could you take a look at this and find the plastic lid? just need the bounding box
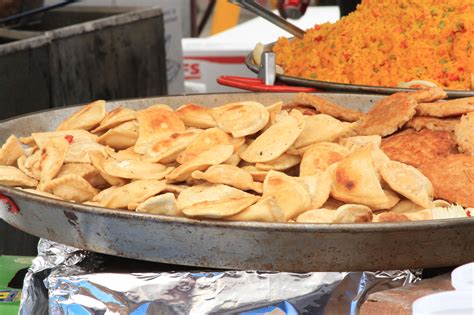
[452,263,474,291]
[412,291,474,315]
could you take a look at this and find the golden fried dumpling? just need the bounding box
[262,101,283,131]
[175,103,217,128]
[105,146,142,161]
[240,110,305,163]
[333,204,373,223]
[57,163,108,189]
[338,135,382,152]
[178,183,258,218]
[0,166,38,187]
[143,129,202,164]
[99,179,166,209]
[330,146,389,208]
[255,153,300,171]
[57,100,106,131]
[388,199,424,214]
[92,107,136,133]
[263,170,311,221]
[191,164,261,193]
[240,165,269,183]
[227,196,285,222]
[89,151,128,187]
[370,189,401,211]
[135,107,185,154]
[300,142,349,176]
[103,158,173,180]
[39,137,69,183]
[97,121,138,150]
[212,101,269,137]
[17,155,37,180]
[296,171,331,209]
[296,209,336,223]
[176,127,234,164]
[42,174,98,202]
[136,193,180,216]
[380,160,434,209]
[166,144,234,182]
[32,130,105,163]
[293,114,356,149]
[0,135,25,166]
[224,142,247,166]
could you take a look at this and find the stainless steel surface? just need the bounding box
[246,43,474,98]
[229,0,305,38]
[1,93,474,272]
[258,52,276,85]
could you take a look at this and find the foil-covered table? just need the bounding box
[20,239,420,315]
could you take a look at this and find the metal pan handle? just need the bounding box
[228,0,305,38]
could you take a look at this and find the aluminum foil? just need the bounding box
[20,239,420,315]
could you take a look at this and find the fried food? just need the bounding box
[255,153,300,171]
[333,204,373,223]
[338,135,382,152]
[263,170,311,221]
[380,161,434,209]
[0,135,25,166]
[178,183,258,218]
[135,107,185,154]
[0,165,38,187]
[417,97,474,117]
[410,87,447,103]
[300,142,349,176]
[357,92,418,136]
[175,103,216,129]
[381,129,457,168]
[191,164,262,193]
[227,196,285,223]
[42,174,98,202]
[92,107,136,133]
[404,116,459,132]
[296,209,336,223]
[6,89,474,224]
[419,154,474,207]
[293,114,356,148]
[136,193,180,216]
[293,93,363,122]
[57,100,106,131]
[330,146,389,208]
[97,121,138,150]
[211,101,269,137]
[455,112,474,155]
[240,110,304,163]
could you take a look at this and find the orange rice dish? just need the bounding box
[273,0,474,90]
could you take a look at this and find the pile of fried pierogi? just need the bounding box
[1,87,474,224]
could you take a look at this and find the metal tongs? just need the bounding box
[228,0,305,38]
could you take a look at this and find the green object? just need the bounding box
[0,256,34,315]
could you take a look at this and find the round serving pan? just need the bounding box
[1,93,473,272]
[246,42,474,99]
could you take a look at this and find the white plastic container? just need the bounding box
[452,263,474,291]
[412,291,474,315]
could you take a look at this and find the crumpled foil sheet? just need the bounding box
[20,239,421,315]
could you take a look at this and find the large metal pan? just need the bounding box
[1,93,473,272]
[246,42,474,99]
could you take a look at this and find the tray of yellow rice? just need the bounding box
[247,0,474,98]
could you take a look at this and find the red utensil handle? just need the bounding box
[217,76,317,93]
